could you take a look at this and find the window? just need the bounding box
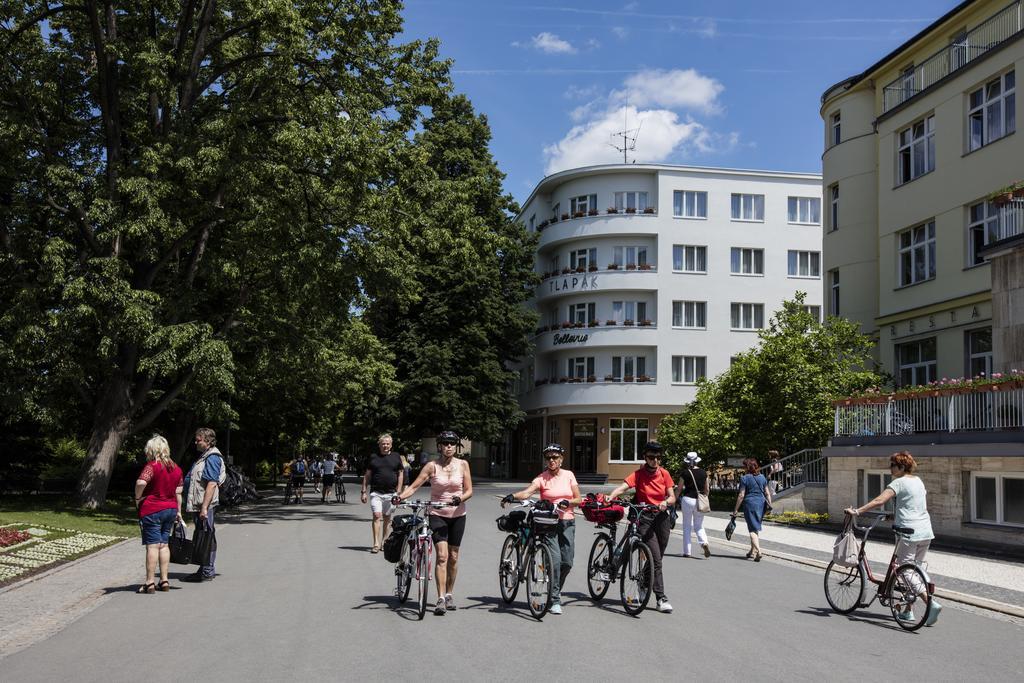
[897,115,935,184]
[570,248,597,270]
[612,246,649,267]
[968,70,1015,152]
[730,303,764,330]
[829,270,840,316]
[673,190,707,219]
[803,305,822,322]
[552,202,560,220]
[548,308,560,327]
[611,355,647,380]
[787,250,821,278]
[672,356,706,383]
[529,214,535,232]
[966,328,993,378]
[898,221,936,286]
[570,194,598,214]
[673,245,707,273]
[829,184,839,231]
[672,301,706,329]
[787,196,821,225]
[567,356,595,379]
[831,111,841,146]
[731,193,764,221]
[611,301,647,323]
[896,337,936,386]
[971,473,1024,526]
[863,471,895,514]
[966,199,1023,265]
[614,191,648,211]
[730,247,764,275]
[609,418,649,462]
[550,255,560,272]
[569,302,596,325]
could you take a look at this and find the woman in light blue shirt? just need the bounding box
[847,450,940,625]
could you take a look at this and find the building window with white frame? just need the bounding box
[614,191,648,211]
[965,327,993,378]
[972,472,1024,527]
[567,356,595,379]
[897,115,935,185]
[673,190,708,219]
[829,269,840,316]
[863,471,895,513]
[570,194,598,215]
[611,355,646,381]
[730,247,764,275]
[829,184,839,231]
[967,200,1002,266]
[730,303,764,330]
[612,245,649,268]
[570,248,597,270]
[803,305,821,322]
[787,250,821,278]
[551,202,560,220]
[831,111,841,146]
[609,418,649,462]
[673,245,707,273]
[898,221,936,287]
[568,302,596,325]
[672,301,706,329]
[968,70,1015,152]
[896,337,936,386]
[731,193,765,221]
[788,197,821,225]
[672,355,706,384]
[611,301,648,324]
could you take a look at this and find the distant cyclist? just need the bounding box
[394,430,472,615]
[502,443,581,615]
[289,455,308,503]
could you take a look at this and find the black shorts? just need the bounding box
[429,515,467,547]
[291,476,305,487]
[322,474,335,487]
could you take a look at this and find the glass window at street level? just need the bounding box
[730,247,764,275]
[570,194,598,214]
[788,197,821,224]
[967,200,1005,266]
[672,301,706,328]
[1005,477,1024,525]
[897,115,935,185]
[730,193,765,221]
[609,418,649,462]
[803,305,821,323]
[864,472,894,513]
[974,476,997,521]
[970,473,1024,526]
[673,190,708,218]
[969,70,1015,151]
[831,111,841,146]
[614,191,648,211]
[898,221,936,286]
[896,337,936,386]
[830,269,840,316]
[966,328,993,378]
[673,245,707,272]
[787,250,821,277]
[830,184,839,231]
[730,303,764,330]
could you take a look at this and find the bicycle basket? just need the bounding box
[530,508,560,533]
[496,509,527,533]
[391,514,415,535]
[382,531,405,563]
[581,502,624,525]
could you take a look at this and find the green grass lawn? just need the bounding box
[0,495,139,537]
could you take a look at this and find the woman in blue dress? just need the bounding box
[731,457,773,561]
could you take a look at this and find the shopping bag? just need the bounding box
[169,519,193,565]
[725,515,736,541]
[191,519,216,567]
[832,518,859,567]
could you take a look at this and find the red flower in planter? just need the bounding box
[573,211,585,218]
[638,263,653,271]
[606,207,619,214]
[623,319,634,326]
[575,266,586,273]
[588,264,598,272]
[587,375,597,382]
[561,213,570,220]
[0,528,31,547]
[624,375,635,382]
[588,320,599,327]
[625,207,637,214]
[643,207,655,214]
[625,263,637,270]
[604,374,614,381]
[605,319,617,326]
[588,209,599,216]
[561,321,573,329]
[607,263,619,270]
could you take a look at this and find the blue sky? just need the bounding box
[401,0,959,204]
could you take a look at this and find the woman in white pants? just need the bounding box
[675,452,710,558]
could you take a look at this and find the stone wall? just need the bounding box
[773,483,828,515]
[989,243,1024,374]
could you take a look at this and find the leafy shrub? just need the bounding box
[765,510,830,525]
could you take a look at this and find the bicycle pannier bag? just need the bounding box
[496,509,527,532]
[832,518,859,567]
[391,514,415,535]
[531,509,560,532]
[382,531,405,563]
[581,502,625,525]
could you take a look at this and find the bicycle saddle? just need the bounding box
[892,525,914,535]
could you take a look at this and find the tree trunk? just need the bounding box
[75,373,134,509]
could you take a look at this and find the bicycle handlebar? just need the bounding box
[395,499,456,510]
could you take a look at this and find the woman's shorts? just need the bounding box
[140,507,177,545]
[429,514,467,547]
[322,474,335,488]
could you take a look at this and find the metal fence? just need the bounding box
[882,1,1023,112]
[763,448,826,494]
[834,386,1024,436]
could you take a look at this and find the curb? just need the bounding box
[0,537,133,597]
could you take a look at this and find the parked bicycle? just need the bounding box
[581,495,657,616]
[390,499,454,620]
[824,511,935,631]
[496,499,561,619]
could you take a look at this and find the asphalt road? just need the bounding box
[4,483,1023,682]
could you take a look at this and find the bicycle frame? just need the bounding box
[852,513,935,607]
[597,502,655,579]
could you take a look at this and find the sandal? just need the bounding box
[158,580,170,592]
[754,553,763,562]
[745,551,754,559]
[137,583,156,594]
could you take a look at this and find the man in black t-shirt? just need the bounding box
[361,433,404,553]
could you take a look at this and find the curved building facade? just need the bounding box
[506,164,822,481]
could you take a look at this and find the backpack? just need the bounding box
[294,460,306,475]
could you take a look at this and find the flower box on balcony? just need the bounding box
[606,207,618,214]
[561,213,570,220]
[605,319,617,326]
[625,207,637,214]
[575,266,586,273]
[588,264,598,272]
[588,209,599,216]
[538,219,549,229]
[549,215,558,223]
[587,375,597,383]
[607,263,619,270]
[638,374,651,382]
[643,207,655,214]
[558,377,569,383]
[604,374,614,381]
[573,211,585,218]
[623,319,634,326]
[625,263,637,270]
[638,263,653,271]
[561,267,572,274]
[561,322,573,329]
[638,319,652,327]
[573,322,585,328]
[588,320,599,327]
[624,375,635,382]
[570,377,583,383]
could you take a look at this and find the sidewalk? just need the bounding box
[691,513,1024,618]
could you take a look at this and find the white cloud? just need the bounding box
[531,32,577,54]
[613,68,724,114]
[611,26,629,40]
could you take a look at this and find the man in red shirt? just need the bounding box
[608,441,677,613]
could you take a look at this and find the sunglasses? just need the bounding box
[645,454,661,459]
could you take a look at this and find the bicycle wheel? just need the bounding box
[498,535,521,604]
[586,533,613,601]
[620,540,653,616]
[283,481,292,504]
[888,563,930,631]
[395,537,412,604]
[339,481,346,503]
[823,561,864,614]
[525,543,553,620]
[416,540,431,620]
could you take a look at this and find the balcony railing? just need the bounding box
[834,385,1024,436]
[882,1,1023,113]
[990,198,1024,244]
[537,207,658,232]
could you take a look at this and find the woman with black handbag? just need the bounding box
[674,452,710,558]
[134,435,184,593]
[731,457,772,562]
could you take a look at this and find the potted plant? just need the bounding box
[605,319,617,326]
[573,321,585,328]
[638,374,651,382]
[575,265,586,273]
[538,219,549,229]
[561,267,571,275]
[561,321,573,329]
[604,374,614,381]
[587,375,597,383]
[624,374,635,382]
[606,207,618,214]
[588,319,599,327]
[588,264,598,272]
[638,263,653,271]
[607,263,619,270]
[561,213,570,221]
[623,319,634,326]
[643,207,655,214]
[588,209,599,216]
[625,207,637,214]
[639,319,652,327]
[570,377,583,383]
[626,263,637,270]
[558,376,569,383]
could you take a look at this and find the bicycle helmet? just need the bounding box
[542,443,564,456]
[437,430,460,445]
[643,440,663,453]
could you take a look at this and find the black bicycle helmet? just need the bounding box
[437,430,460,445]
[542,443,564,456]
[643,440,663,453]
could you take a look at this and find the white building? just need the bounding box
[503,164,823,481]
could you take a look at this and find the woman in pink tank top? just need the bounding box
[394,430,473,615]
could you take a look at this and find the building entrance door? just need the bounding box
[571,418,597,473]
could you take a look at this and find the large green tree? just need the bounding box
[0,1,450,506]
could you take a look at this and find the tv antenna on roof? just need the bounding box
[609,108,643,164]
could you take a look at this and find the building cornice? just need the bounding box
[874,290,991,326]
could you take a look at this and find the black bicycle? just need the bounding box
[496,499,561,620]
[581,496,657,616]
[333,476,346,503]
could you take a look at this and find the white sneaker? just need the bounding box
[434,598,446,615]
[549,603,563,615]
[657,598,673,613]
[444,593,457,611]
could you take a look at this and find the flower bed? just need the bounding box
[0,528,31,547]
[837,370,1024,405]
[0,524,122,586]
